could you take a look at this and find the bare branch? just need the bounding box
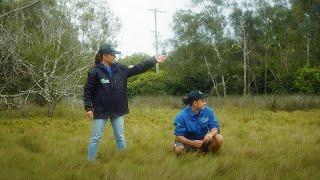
[0,0,40,18]
[203,56,220,97]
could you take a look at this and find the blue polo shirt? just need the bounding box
[174,106,220,140]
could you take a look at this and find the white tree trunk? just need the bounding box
[243,32,248,96]
[222,75,226,96]
[264,48,268,94]
[203,57,220,97]
[307,37,310,66]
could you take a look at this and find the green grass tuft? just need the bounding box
[0,95,319,179]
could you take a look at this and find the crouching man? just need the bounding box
[173,90,223,155]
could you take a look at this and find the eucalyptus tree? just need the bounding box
[255,0,277,94]
[229,4,255,95]
[255,0,296,93]
[192,0,231,96]
[169,0,240,96]
[257,2,306,94]
[68,0,121,51]
[229,0,288,95]
[169,10,215,94]
[1,0,86,116]
[291,0,320,66]
[0,0,46,108]
[0,0,121,117]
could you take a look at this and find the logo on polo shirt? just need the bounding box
[200,117,209,123]
[101,78,110,84]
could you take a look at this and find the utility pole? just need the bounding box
[149,8,165,73]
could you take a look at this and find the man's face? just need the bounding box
[194,99,206,109]
[103,53,116,64]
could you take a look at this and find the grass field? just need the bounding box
[0,96,319,179]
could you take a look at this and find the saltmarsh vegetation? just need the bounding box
[0,95,319,179]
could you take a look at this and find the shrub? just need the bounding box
[294,66,320,94]
[127,71,169,96]
[270,72,298,94]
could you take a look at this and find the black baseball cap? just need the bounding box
[98,44,121,56]
[187,90,207,103]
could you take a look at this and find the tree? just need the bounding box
[167,0,319,95]
[68,0,121,50]
[119,53,149,67]
[230,5,254,95]
[0,0,120,117]
[194,0,230,96]
[291,0,320,67]
[169,0,241,96]
[256,0,275,94]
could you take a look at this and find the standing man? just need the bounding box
[84,44,167,160]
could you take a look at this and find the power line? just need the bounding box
[149,8,165,73]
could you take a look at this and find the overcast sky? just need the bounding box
[107,0,189,57]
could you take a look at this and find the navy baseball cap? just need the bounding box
[98,44,121,56]
[187,90,207,103]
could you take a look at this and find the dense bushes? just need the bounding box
[127,66,320,96]
[127,70,213,96]
[127,71,168,96]
[270,72,297,94]
[294,66,320,94]
[270,66,320,94]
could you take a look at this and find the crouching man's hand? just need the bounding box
[192,140,204,148]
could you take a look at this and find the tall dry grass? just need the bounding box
[0,95,319,179]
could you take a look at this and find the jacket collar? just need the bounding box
[96,62,118,73]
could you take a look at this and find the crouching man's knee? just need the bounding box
[214,134,223,146]
[209,134,223,152]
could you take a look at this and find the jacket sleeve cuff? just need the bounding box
[151,56,158,63]
[85,106,93,112]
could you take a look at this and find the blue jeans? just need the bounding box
[87,116,126,160]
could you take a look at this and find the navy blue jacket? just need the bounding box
[83,57,157,119]
[174,106,220,140]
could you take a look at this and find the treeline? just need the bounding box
[1,0,320,117]
[124,0,320,96]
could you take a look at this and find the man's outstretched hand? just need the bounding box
[155,55,167,63]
